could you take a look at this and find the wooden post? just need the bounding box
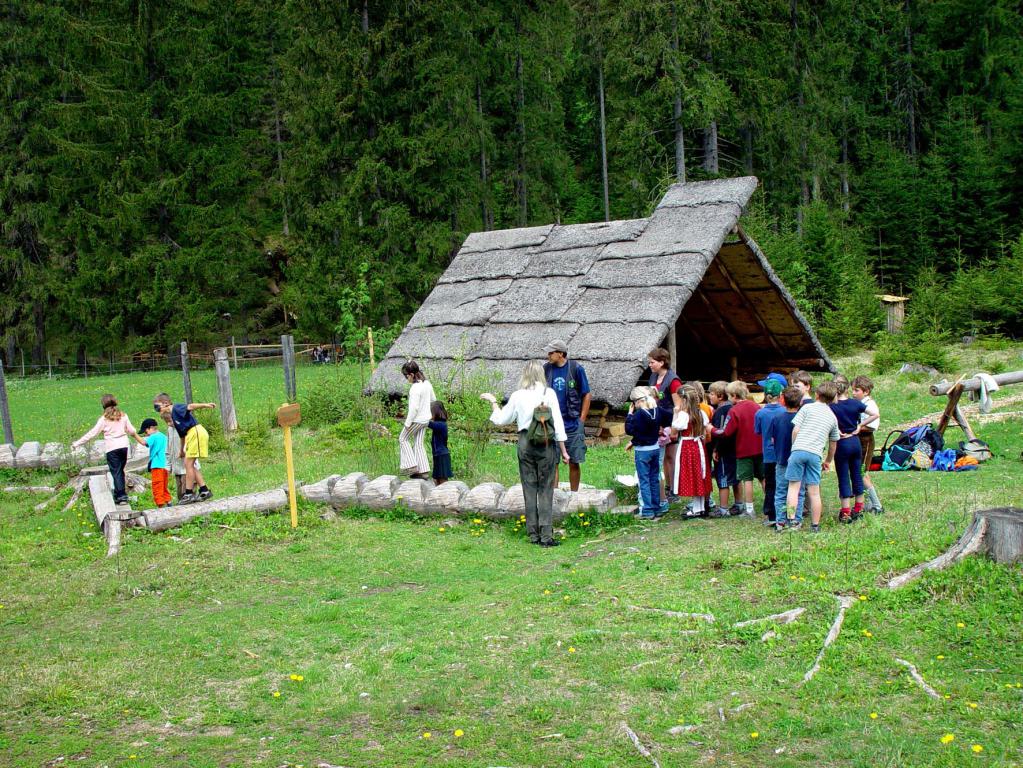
[180,341,193,403]
[666,325,677,371]
[213,348,238,433]
[109,351,114,375]
[730,355,739,381]
[231,336,237,369]
[20,348,25,377]
[281,334,296,401]
[368,327,376,371]
[83,350,88,379]
[46,351,51,379]
[0,354,13,444]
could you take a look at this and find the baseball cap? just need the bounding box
[757,372,788,389]
[544,339,568,354]
[762,380,783,397]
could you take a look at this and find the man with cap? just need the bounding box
[754,373,787,524]
[543,339,591,492]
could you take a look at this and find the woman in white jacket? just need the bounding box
[482,361,570,547]
[399,360,436,478]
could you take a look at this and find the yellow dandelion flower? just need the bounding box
[869,712,878,719]
[937,655,945,660]
[968,702,978,709]
[750,732,759,739]
[862,630,873,637]
[289,674,304,681]
[858,595,868,601]
[940,733,955,745]
[790,575,798,580]
[544,589,552,595]
[422,731,431,739]
[563,595,570,601]
[272,691,281,698]
[972,744,983,753]
[454,729,464,738]
[957,622,966,628]
[568,646,576,653]
[129,755,137,760]
[473,518,482,524]
[438,527,446,532]
[582,520,590,526]
[944,694,951,700]
[578,512,585,518]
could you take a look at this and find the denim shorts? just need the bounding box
[785,450,823,486]
[714,455,737,488]
[558,427,587,464]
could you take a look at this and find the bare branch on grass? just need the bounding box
[620,722,661,768]
[895,657,942,699]
[800,595,856,686]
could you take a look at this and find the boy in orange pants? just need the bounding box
[137,418,173,507]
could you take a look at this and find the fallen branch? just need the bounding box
[895,657,942,700]
[60,478,88,514]
[886,517,988,589]
[620,722,661,768]
[734,607,805,628]
[800,595,856,686]
[628,605,716,623]
[3,485,57,493]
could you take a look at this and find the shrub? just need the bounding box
[871,330,957,375]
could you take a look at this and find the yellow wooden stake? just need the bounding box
[276,403,302,528]
[368,327,376,371]
[283,424,298,528]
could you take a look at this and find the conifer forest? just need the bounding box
[3,0,1022,362]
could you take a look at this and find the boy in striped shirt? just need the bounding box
[784,380,840,533]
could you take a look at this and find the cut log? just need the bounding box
[3,485,57,493]
[460,482,505,515]
[300,475,342,504]
[143,488,289,532]
[88,441,106,463]
[425,480,469,515]
[497,484,571,521]
[331,472,368,506]
[931,370,1023,396]
[0,443,15,468]
[357,475,401,509]
[886,508,1022,589]
[40,442,66,469]
[393,479,435,513]
[564,489,617,515]
[88,475,117,530]
[14,441,41,468]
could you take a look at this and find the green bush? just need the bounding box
[871,330,957,375]
[301,370,365,426]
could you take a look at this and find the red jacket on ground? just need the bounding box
[720,399,763,459]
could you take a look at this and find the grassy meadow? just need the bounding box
[1,346,1022,766]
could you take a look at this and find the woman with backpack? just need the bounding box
[482,361,570,547]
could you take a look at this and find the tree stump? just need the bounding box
[887,507,1023,588]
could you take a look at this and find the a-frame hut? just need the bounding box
[370,176,834,405]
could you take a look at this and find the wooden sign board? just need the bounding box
[277,403,301,427]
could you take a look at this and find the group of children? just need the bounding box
[627,365,885,532]
[72,392,216,508]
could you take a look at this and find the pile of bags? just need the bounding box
[877,424,992,472]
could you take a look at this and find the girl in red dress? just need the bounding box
[671,386,713,515]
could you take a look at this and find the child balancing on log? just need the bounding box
[72,394,139,505]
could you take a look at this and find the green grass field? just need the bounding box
[2,347,1022,766]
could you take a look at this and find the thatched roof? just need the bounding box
[370,176,833,404]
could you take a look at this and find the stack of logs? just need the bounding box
[142,473,621,533]
[0,440,149,471]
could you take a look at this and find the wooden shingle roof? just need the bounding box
[370,176,833,403]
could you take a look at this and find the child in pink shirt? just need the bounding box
[72,394,140,504]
